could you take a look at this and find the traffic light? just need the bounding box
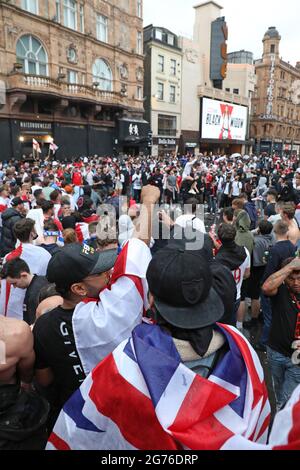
[148,131,153,148]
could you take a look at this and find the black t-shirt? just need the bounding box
[268,284,299,357]
[23,275,50,325]
[33,307,86,408]
[152,174,163,189]
[263,241,296,282]
[265,203,276,218]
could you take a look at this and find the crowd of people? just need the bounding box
[0,151,300,450]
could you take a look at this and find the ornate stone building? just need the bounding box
[0,0,149,159]
[251,27,300,156]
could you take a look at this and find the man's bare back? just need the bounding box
[0,317,35,385]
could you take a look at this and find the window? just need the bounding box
[55,0,61,22]
[63,0,77,30]
[22,0,38,15]
[170,85,176,103]
[155,30,162,41]
[157,82,164,100]
[79,4,84,33]
[96,14,108,43]
[170,59,176,76]
[233,88,239,95]
[167,34,174,46]
[270,44,275,54]
[67,70,78,84]
[137,86,142,100]
[93,59,113,91]
[158,55,164,73]
[158,114,176,136]
[137,31,143,55]
[280,71,285,80]
[16,35,48,76]
[137,0,142,18]
[225,87,230,92]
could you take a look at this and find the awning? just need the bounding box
[118,118,150,142]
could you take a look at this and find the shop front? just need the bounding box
[292,142,300,157]
[117,118,150,156]
[179,131,200,155]
[14,120,53,159]
[259,140,273,155]
[199,139,245,155]
[283,141,292,157]
[273,140,283,156]
[0,119,116,160]
[153,137,179,157]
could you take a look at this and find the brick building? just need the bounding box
[0,0,149,160]
[251,27,300,156]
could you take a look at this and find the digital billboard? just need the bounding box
[201,98,248,141]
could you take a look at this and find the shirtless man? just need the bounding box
[0,316,35,385]
[280,203,300,247]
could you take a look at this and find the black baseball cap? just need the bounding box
[47,243,117,288]
[11,197,24,207]
[147,247,224,330]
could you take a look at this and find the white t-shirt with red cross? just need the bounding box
[231,248,251,301]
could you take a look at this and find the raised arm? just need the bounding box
[262,258,300,297]
[133,185,160,246]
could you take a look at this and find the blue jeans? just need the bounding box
[260,294,272,345]
[267,347,300,411]
[208,195,217,214]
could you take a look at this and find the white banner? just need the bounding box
[201,98,248,141]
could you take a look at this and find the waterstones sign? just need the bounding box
[20,121,52,133]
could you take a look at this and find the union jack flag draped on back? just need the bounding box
[47,323,300,450]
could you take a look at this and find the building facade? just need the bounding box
[0,0,149,160]
[143,25,182,157]
[179,1,252,156]
[224,51,256,144]
[251,27,300,156]
[227,50,253,65]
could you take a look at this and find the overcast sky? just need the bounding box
[143,0,299,65]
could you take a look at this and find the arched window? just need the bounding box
[16,35,48,76]
[92,59,113,91]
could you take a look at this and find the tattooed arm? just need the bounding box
[262,258,300,297]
